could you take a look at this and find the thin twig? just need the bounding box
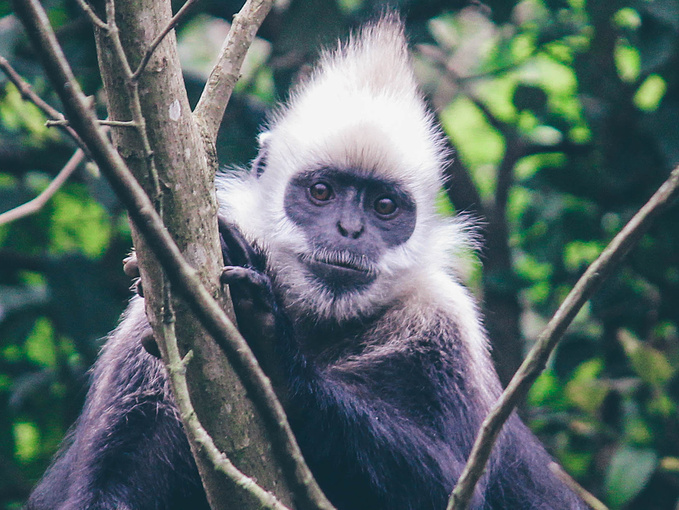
[0,56,62,119]
[417,31,543,85]
[0,148,84,225]
[193,0,275,143]
[161,300,291,510]
[549,463,609,510]
[11,2,334,508]
[130,0,198,82]
[0,55,84,148]
[447,164,679,510]
[73,0,107,29]
[46,119,136,128]
[99,119,136,127]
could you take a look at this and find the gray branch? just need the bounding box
[193,0,275,143]
[130,0,199,82]
[161,305,291,510]
[0,147,84,225]
[0,55,85,149]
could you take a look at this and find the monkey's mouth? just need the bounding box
[300,250,377,289]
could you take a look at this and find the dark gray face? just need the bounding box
[283,168,417,292]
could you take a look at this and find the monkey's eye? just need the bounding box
[309,182,333,202]
[374,196,398,217]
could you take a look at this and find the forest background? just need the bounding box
[0,0,678,508]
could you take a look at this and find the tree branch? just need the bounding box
[548,462,609,510]
[46,119,136,128]
[130,0,199,82]
[99,0,161,207]
[193,0,275,143]
[161,298,291,510]
[0,147,84,225]
[73,0,107,29]
[0,55,84,149]
[447,163,679,510]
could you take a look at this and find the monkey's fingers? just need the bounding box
[221,266,279,349]
[134,279,144,298]
[123,252,145,297]
[221,266,275,312]
[218,216,262,269]
[123,252,140,278]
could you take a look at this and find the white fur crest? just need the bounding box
[262,15,446,208]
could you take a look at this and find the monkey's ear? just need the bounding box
[252,131,271,177]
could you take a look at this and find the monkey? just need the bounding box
[27,15,586,510]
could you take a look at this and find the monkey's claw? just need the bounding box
[123,252,144,297]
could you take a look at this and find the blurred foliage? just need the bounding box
[0,0,678,509]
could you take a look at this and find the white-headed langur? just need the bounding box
[28,14,586,510]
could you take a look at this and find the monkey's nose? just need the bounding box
[337,220,365,239]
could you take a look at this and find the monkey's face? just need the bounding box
[279,166,417,299]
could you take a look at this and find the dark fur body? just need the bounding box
[268,275,584,510]
[28,276,584,510]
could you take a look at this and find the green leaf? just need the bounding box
[564,240,603,272]
[528,369,563,407]
[440,96,505,200]
[604,446,657,508]
[634,74,667,112]
[49,185,111,258]
[559,448,593,478]
[660,457,679,473]
[25,318,56,368]
[565,358,608,414]
[614,42,640,82]
[13,422,41,464]
[618,330,675,387]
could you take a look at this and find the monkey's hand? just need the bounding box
[218,217,279,356]
[123,251,144,298]
[219,217,290,402]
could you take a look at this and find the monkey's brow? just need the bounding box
[295,167,406,192]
